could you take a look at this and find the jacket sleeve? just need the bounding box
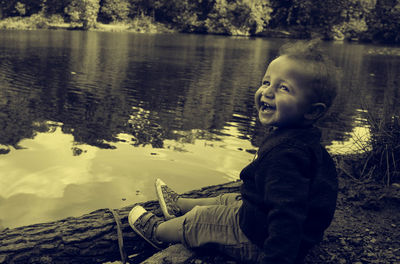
[255,145,313,264]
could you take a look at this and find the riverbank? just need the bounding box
[0,15,312,42]
[2,0,400,44]
[0,15,175,34]
[0,15,352,43]
[0,14,364,42]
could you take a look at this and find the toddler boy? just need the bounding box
[128,40,339,264]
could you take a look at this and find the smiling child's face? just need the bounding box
[254,55,315,128]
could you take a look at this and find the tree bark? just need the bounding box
[0,181,241,264]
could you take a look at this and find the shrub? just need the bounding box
[357,112,400,185]
[47,14,65,24]
[99,0,130,23]
[41,0,72,17]
[205,0,270,35]
[330,0,371,40]
[350,59,400,185]
[365,0,400,43]
[128,13,172,33]
[64,0,100,29]
[0,13,48,29]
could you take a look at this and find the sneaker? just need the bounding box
[155,178,182,220]
[128,205,167,250]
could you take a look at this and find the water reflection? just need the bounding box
[0,32,358,151]
[1,31,399,228]
[0,119,255,228]
[326,109,372,154]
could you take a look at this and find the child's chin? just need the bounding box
[259,115,273,126]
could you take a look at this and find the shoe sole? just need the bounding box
[128,206,163,250]
[155,178,175,220]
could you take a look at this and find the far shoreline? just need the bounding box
[0,15,361,43]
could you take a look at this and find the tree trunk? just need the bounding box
[0,181,241,264]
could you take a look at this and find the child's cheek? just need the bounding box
[254,89,262,110]
[279,98,299,117]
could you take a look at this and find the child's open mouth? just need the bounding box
[260,101,276,113]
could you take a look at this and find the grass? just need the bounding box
[361,112,400,185]
[336,97,400,186]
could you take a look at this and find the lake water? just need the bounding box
[1,30,399,229]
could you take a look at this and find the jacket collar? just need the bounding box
[257,126,321,159]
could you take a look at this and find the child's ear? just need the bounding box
[304,103,327,121]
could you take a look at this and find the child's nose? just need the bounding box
[261,85,274,98]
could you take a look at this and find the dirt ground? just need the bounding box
[304,176,400,264]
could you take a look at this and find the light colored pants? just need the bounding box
[180,193,262,263]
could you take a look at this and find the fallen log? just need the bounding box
[139,244,195,264]
[0,181,241,264]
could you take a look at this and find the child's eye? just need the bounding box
[262,80,270,86]
[279,85,290,92]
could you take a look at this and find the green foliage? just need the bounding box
[14,2,26,16]
[284,0,347,38]
[365,0,400,43]
[250,0,273,34]
[0,1,15,19]
[0,13,48,29]
[99,0,129,23]
[353,112,400,185]
[0,0,43,18]
[41,0,72,16]
[205,0,250,35]
[147,0,204,32]
[128,0,153,17]
[126,0,271,35]
[205,0,271,35]
[0,0,400,43]
[331,0,371,40]
[19,0,44,16]
[46,14,66,24]
[65,0,100,29]
[128,13,172,33]
[268,0,292,28]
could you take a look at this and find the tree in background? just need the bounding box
[245,0,273,34]
[64,0,100,29]
[41,0,72,17]
[205,0,272,35]
[205,0,252,35]
[285,0,347,38]
[99,0,130,23]
[331,0,373,41]
[126,0,215,33]
[0,0,43,18]
[268,0,348,38]
[1,0,400,44]
[14,2,26,16]
[267,0,292,28]
[17,0,43,16]
[365,0,400,43]
[128,0,154,18]
[0,0,15,19]
[149,0,203,32]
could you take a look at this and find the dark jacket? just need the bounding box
[239,126,338,264]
